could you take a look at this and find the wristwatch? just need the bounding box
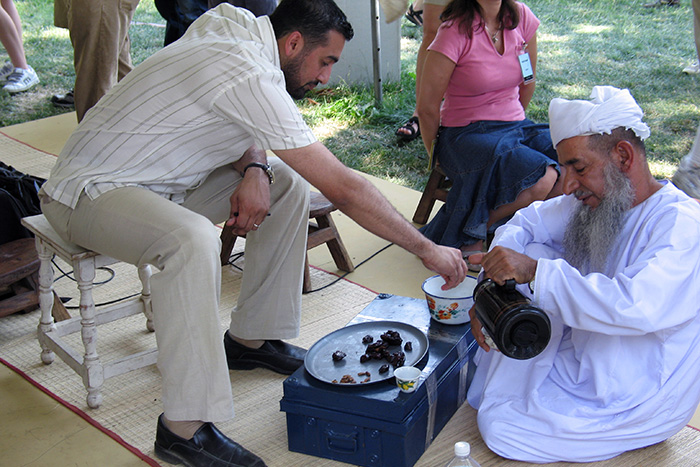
[242,162,275,184]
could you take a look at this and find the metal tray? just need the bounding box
[304,320,429,386]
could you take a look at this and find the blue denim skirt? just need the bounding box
[420,119,559,248]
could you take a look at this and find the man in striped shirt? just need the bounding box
[40,1,468,465]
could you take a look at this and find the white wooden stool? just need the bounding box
[21,214,157,409]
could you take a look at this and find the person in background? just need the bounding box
[155,0,277,46]
[643,0,679,7]
[377,0,412,24]
[467,86,700,463]
[39,2,467,465]
[395,0,449,142]
[154,0,209,46]
[683,0,700,74]
[52,0,140,121]
[416,0,560,260]
[672,121,700,198]
[0,0,39,93]
[405,0,423,26]
[209,0,277,16]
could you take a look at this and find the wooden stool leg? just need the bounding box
[413,168,446,224]
[138,264,155,332]
[36,239,56,365]
[28,266,71,322]
[51,290,71,322]
[220,224,238,266]
[316,214,354,273]
[74,257,104,409]
[303,254,312,294]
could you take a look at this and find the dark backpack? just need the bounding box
[0,161,45,245]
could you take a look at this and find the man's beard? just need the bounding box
[563,163,635,274]
[283,53,320,100]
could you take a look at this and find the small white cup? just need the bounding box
[394,366,422,393]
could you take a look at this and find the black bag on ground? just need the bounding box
[0,161,46,245]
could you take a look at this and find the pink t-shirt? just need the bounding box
[428,2,540,127]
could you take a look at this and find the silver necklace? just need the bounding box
[485,23,502,44]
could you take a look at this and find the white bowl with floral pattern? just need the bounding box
[421,275,477,325]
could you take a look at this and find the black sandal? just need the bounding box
[396,116,420,142]
[50,89,74,109]
[405,4,423,27]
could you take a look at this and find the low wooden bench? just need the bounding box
[220,191,354,293]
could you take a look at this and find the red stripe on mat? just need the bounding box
[0,130,60,157]
[0,357,161,467]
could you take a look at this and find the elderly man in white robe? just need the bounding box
[465,86,700,463]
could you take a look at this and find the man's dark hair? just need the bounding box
[270,0,354,48]
[587,128,646,158]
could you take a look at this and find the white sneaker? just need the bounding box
[683,61,700,75]
[0,61,13,81]
[2,66,39,93]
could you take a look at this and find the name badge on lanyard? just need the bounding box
[518,42,534,84]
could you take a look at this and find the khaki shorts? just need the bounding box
[424,0,450,6]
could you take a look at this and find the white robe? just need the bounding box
[467,181,700,463]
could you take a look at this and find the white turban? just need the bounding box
[548,86,651,148]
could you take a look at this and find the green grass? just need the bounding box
[2,0,698,189]
[0,0,163,126]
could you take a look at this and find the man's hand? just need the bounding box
[419,243,468,290]
[466,246,537,286]
[227,146,272,235]
[227,171,270,235]
[468,305,491,352]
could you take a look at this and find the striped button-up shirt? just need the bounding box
[44,4,316,208]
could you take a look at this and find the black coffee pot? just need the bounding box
[473,278,551,360]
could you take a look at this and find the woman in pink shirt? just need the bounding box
[416,0,561,256]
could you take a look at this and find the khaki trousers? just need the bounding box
[40,158,309,422]
[55,0,140,121]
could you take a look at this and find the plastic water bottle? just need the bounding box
[445,441,481,467]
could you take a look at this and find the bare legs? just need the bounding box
[397,2,444,139]
[0,0,28,69]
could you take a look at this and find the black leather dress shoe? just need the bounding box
[223,332,306,375]
[154,414,266,467]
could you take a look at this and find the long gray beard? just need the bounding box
[563,163,635,274]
